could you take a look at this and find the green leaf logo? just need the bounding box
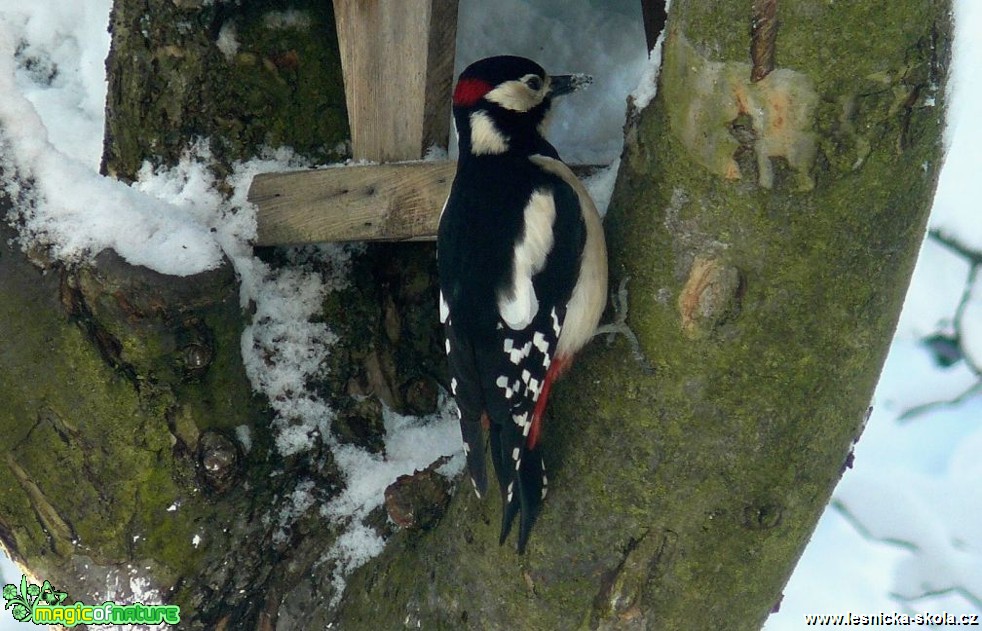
[10,602,30,622]
[1,583,17,601]
[39,580,67,606]
[3,574,69,623]
[3,574,38,623]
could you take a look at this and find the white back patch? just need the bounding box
[498,190,556,330]
[470,111,509,155]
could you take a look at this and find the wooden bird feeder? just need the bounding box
[248,0,666,247]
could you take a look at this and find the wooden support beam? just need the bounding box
[249,162,603,246]
[332,0,459,162]
[250,162,454,245]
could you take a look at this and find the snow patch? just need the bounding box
[264,10,311,31]
[630,29,667,111]
[320,398,464,603]
[583,158,620,218]
[235,424,253,454]
[216,22,239,59]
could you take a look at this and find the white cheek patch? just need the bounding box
[498,190,556,330]
[469,111,509,155]
[484,77,543,112]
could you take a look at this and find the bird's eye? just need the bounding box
[526,76,543,91]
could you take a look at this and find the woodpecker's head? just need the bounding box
[452,55,591,157]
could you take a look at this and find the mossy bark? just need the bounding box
[2,1,356,628]
[333,1,951,629]
[1,0,951,628]
[2,1,452,627]
[0,219,278,622]
[101,0,349,181]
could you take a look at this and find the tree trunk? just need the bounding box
[2,1,425,628]
[333,1,952,629]
[0,0,951,629]
[101,0,349,180]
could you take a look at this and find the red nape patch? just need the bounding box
[453,78,493,107]
[528,355,573,450]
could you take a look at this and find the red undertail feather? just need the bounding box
[528,354,573,450]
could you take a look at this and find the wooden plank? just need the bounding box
[250,162,605,246]
[332,0,459,162]
[250,162,456,245]
[423,0,459,153]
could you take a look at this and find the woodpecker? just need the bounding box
[437,56,608,552]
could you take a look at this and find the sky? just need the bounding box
[1,1,980,628]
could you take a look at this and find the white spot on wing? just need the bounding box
[439,291,449,324]
[497,375,516,399]
[498,190,556,330]
[451,377,458,395]
[445,338,451,354]
[504,338,532,365]
[512,447,520,461]
[532,331,550,354]
[551,307,562,336]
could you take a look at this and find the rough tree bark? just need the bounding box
[0,0,951,629]
[3,1,442,628]
[334,1,952,629]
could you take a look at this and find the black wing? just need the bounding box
[438,159,585,552]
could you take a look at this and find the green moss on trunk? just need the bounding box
[3,4,354,624]
[102,0,349,181]
[333,1,951,629]
[0,225,239,583]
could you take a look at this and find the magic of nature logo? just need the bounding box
[3,574,180,627]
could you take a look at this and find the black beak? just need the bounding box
[550,73,593,97]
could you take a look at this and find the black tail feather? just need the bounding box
[515,448,544,553]
[491,424,544,553]
[460,412,487,497]
[489,423,510,505]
